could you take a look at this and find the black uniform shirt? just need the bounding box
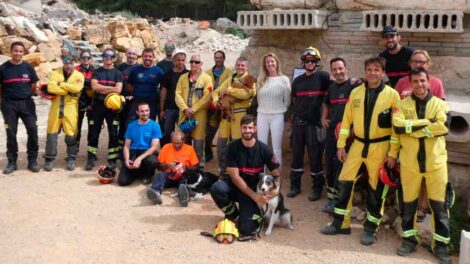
[117,63,138,96]
[226,139,280,189]
[0,61,39,100]
[161,68,189,110]
[324,79,356,127]
[379,46,414,87]
[291,70,332,124]
[157,59,174,75]
[91,67,123,100]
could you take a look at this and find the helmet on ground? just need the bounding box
[179,119,197,134]
[37,83,56,100]
[301,46,321,61]
[213,219,239,244]
[104,93,125,112]
[379,164,399,187]
[98,165,116,184]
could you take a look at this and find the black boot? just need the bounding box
[3,161,17,174]
[28,160,40,173]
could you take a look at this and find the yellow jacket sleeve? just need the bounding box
[59,71,84,94]
[47,71,67,96]
[175,76,188,111]
[410,104,449,138]
[393,105,430,134]
[212,78,230,103]
[192,75,213,113]
[337,93,353,149]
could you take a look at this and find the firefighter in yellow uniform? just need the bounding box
[392,68,451,264]
[175,55,213,165]
[44,52,84,171]
[205,50,232,162]
[213,57,255,175]
[321,57,400,246]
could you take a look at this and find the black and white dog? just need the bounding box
[256,173,294,235]
[182,169,218,199]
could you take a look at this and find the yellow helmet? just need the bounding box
[213,219,239,244]
[301,46,321,61]
[104,93,125,112]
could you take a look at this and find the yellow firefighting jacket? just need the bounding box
[338,82,400,159]
[175,71,213,124]
[212,71,256,110]
[393,93,449,172]
[205,67,232,89]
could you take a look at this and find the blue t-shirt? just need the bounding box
[125,119,162,150]
[128,64,164,101]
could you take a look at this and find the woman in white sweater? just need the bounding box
[256,52,291,167]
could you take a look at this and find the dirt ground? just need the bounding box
[0,98,455,264]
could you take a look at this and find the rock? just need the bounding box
[0,54,10,65]
[215,17,239,31]
[67,27,82,41]
[350,206,365,221]
[28,45,37,53]
[107,21,130,39]
[36,61,63,80]
[124,21,138,36]
[198,20,210,30]
[23,18,48,42]
[38,42,61,62]
[0,24,8,37]
[133,18,149,30]
[0,36,33,55]
[84,24,111,45]
[134,29,154,47]
[23,52,44,67]
[112,37,144,54]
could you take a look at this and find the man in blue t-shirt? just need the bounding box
[127,48,164,123]
[118,101,162,186]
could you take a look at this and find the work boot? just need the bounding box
[66,159,76,171]
[28,160,40,173]
[44,159,54,172]
[396,240,417,256]
[320,224,351,235]
[3,161,17,174]
[360,231,376,246]
[322,199,336,214]
[85,159,95,171]
[287,187,301,198]
[178,184,190,207]
[434,245,451,264]
[147,188,162,205]
[308,188,322,201]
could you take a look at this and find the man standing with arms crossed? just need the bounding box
[0,41,40,174]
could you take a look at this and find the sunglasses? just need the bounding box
[189,60,201,64]
[102,54,115,59]
[304,59,319,64]
[81,56,91,60]
[62,57,74,63]
[164,45,175,51]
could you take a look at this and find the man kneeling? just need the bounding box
[147,131,199,207]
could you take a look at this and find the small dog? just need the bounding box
[256,173,294,235]
[182,169,218,198]
[219,74,256,120]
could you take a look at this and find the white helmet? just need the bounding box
[172,49,186,58]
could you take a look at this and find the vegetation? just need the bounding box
[72,0,254,21]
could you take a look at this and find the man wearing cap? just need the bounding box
[44,50,84,171]
[159,49,188,145]
[205,50,233,162]
[288,46,333,201]
[86,48,123,170]
[175,55,213,165]
[157,41,175,75]
[379,25,414,88]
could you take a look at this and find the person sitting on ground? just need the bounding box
[147,131,199,207]
[118,101,161,186]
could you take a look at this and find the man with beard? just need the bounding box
[117,48,138,150]
[157,41,175,75]
[118,101,161,186]
[205,50,232,162]
[210,114,281,239]
[159,49,188,145]
[0,41,40,174]
[127,48,164,122]
[288,46,333,201]
[379,25,414,88]
[86,48,123,170]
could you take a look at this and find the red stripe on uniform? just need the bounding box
[386,71,409,77]
[296,90,327,96]
[3,78,31,84]
[239,167,264,174]
[331,98,349,105]
[98,80,116,85]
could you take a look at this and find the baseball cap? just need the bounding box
[381,25,398,37]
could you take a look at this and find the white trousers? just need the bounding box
[256,112,284,167]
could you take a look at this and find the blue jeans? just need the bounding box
[151,171,186,193]
[162,108,179,145]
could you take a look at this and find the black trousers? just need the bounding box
[118,150,158,186]
[87,100,119,162]
[325,127,340,200]
[1,97,38,162]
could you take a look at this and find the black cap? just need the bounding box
[381,25,398,37]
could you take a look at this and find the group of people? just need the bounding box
[0,24,452,263]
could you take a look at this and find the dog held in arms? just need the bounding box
[256,173,294,235]
[219,74,256,120]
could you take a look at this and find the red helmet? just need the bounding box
[166,162,185,180]
[379,165,400,187]
[98,165,116,184]
[37,83,56,100]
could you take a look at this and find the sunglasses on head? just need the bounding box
[304,59,319,64]
[189,60,201,64]
[102,54,115,59]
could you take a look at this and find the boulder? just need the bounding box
[133,18,149,30]
[0,54,10,65]
[38,42,61,62]
[124,21,137,36]
[23,52,44,67]
[198,20,210,30]
[84,24,111,45]
[28,45,37,53]
[0,24,8,37]
[215,18,239,31]
[67,27,82,41]
[112,37,144,54]
[107,21,130,39]
[134,29,155,47]
[0,36,33,55]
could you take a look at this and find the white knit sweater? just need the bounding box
[257,75,291,114]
